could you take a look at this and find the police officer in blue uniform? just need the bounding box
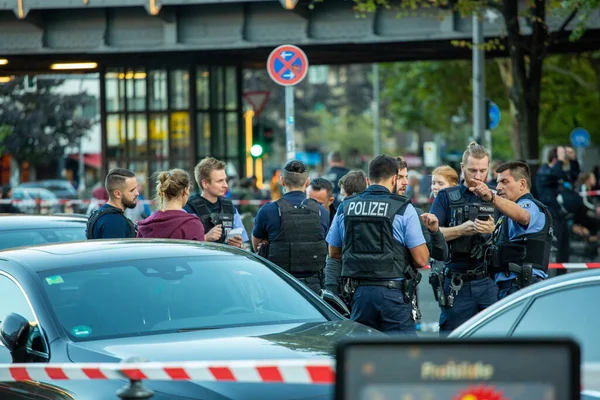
[470,161,552,299]
[327,155,430,335]
[252,160,330,294]
[430,142,498,334]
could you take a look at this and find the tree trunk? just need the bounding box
[501,0,547,163]
[496,58,523,160]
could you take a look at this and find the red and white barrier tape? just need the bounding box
[548,263,600,269]
[0,199,271,206]
[0,359,335,384]
[423,263,600,270]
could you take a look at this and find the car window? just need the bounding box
[40,255,327,341]
[467,302,527,337]
[0,275,35,323]
[0,228,86,250]
[512,283,600,362]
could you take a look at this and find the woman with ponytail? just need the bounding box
[137,169,205,241]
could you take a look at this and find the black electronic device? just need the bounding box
[335,338,580,400]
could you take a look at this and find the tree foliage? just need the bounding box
[0,77,95,166]
[353,0,599,161]
[378,54,600,161]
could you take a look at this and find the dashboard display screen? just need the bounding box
[335,338,580,400]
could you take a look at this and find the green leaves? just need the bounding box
[0,77,95,166]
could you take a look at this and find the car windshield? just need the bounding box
[39,255,327,341]
[0,227,86,250]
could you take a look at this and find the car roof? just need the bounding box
[0,215,88,230]
[0,239,256,272]
[450,269,600,337]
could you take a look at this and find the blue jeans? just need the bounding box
[439,276,498,334]
[351,286,416,335]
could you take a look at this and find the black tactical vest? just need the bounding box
[86,206,136,239]
[446,186,490,262]
[184,195,234,243]
[266,198,328,274]
[341,191,411,279]
[488,195,553,274]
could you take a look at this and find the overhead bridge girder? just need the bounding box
[0,0,598,71]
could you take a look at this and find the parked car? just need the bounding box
[0,215,87,250]
[20,180,78,199]
[0,240,380,399]
[449,269,600,398]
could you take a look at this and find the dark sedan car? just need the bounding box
[0,240,380,399]
[448,269,600,398]
[0,215,87,251]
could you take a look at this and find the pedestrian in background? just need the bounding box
[137,169,205,241]
[324,170,369,298]
[338,170,368,200]
[322,151,350,208]
[0,185,22,214]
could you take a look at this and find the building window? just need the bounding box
[103,64,241,189]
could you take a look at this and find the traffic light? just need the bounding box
[253,121,276,156]
[250,144,264,158]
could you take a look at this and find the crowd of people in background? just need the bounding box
[2,146,600,266]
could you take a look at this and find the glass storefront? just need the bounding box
[102,65,242,196]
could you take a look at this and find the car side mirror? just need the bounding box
[320,290,350,318]
[0,313,30,354]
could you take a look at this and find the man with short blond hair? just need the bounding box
[184,157,248,248]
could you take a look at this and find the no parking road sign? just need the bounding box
[267,45,309,86]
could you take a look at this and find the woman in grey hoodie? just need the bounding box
[137,169,205,241]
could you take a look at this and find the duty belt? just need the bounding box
[357,280,403,290]
[444,267,487,282]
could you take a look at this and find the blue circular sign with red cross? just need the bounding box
[267,44,309,86]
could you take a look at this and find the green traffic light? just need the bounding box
[250,144,264,157]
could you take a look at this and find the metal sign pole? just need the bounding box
[267,44,307,163]
[285,86,295,161]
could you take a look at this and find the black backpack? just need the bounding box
[86,207,136,239]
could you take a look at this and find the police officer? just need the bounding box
[470,161,552,299]
[430,142,497,334]
[395,157,448,263]
[327,155,429,335]
[87,168,138,239]
[184,157,248,248]
[252,160,330,294]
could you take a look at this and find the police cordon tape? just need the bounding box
[0,199,272,206]
[0,359,335,384]
[0,197,433,207]
[423,263,600,270]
